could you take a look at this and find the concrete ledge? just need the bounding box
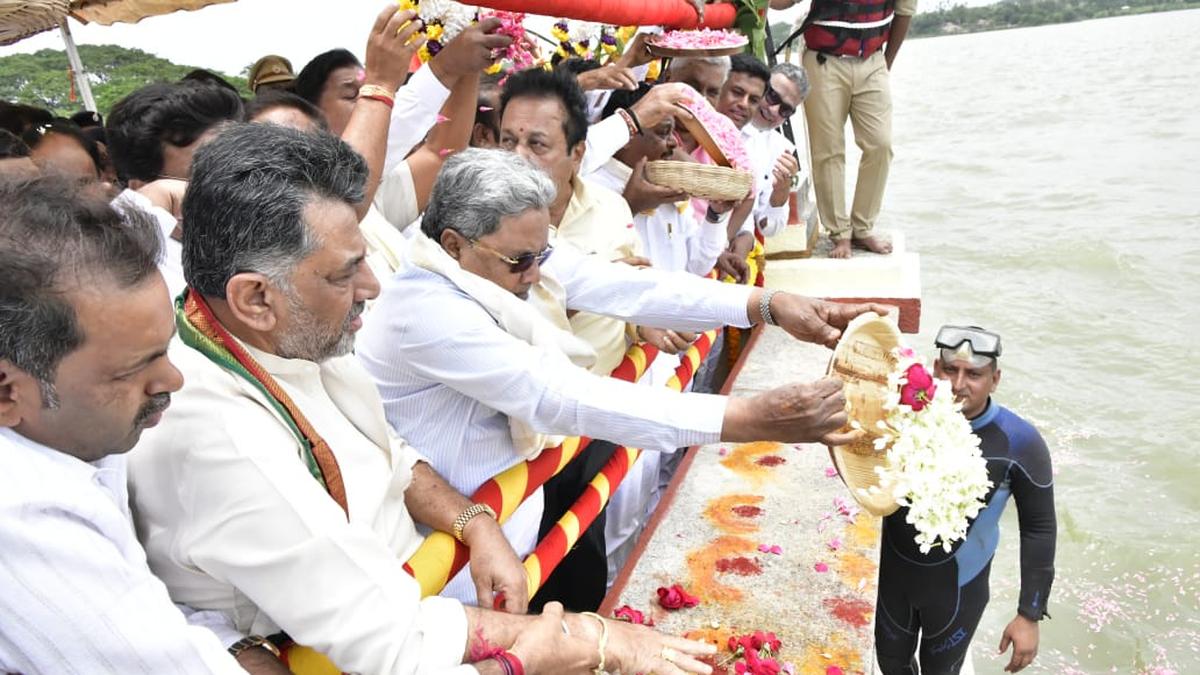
[764,230,922,333]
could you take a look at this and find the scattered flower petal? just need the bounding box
[656,583,700,610]
[814,562,829,573]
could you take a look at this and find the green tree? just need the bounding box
[0,44,249,117]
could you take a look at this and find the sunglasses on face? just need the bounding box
[470,238,554,274]
[763,86,796,119]
[934,325,1003,357]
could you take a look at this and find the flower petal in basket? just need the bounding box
[646,29,748,58]
[645,160,752,202]
[825,311,903,517]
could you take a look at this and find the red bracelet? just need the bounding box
[490,651,525,675]
[357,84,395,109]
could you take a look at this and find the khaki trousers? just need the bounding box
[803,48,894,239]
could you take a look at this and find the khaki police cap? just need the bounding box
[249,55,296,92]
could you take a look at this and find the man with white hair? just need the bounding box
[358,147,885,611]
[747,61,811,238]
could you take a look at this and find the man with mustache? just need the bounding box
[127,124,716,675]
[0,174,275,672]
[874,326,1056,674]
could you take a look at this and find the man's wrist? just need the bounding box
[1016,607,1046,622]
[455,503,499,544]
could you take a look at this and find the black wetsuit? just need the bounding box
[875,400,1056,675]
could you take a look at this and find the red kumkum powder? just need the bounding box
[731,505,763,518]
[715,556,763,576]
[823,596,874,628]
[755,455,786,467]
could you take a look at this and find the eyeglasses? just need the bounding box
[470,239,554,273]
[934,325,1003,358]
[763,86,796,119]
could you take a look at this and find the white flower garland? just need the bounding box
[859,350,993,554]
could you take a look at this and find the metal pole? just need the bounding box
[59,20,97,112]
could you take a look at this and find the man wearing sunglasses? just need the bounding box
[358,148,888,612]
[874,325,1056,675]
[746,62,810,239]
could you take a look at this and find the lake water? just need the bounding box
[868,8,1200,673]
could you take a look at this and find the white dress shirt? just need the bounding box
[0,427,244,675]
[590,158,729,277]
[128,338,473,675]
[744,124,797,238]
[581,113,632,178]
[356,241,753,604]
[385,66,452,175]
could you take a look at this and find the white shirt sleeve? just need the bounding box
[549,243,754,331]
[387,295,729,453]
[385,66,453,175]
[685,210,731,277]
[374,159,421,230]
[173,397,468,675]
[176,604,244,649]
[0,503,245,674]
[581,114,632,178]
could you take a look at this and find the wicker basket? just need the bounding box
[645,160,752,202]
[826,311,903,517]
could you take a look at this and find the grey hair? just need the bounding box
[669,55,731,78]
[422,148,557,241]
[0,173,161,407]
[772,62,810,101]
[182,122,366,297]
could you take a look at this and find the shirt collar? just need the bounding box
[969,398,999,431]
[0,426,123,481]
[242,340,322,377]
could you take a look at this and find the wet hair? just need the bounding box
[293,49,362,105]
[729,53,771,87]
[244,90,330,132]
[21,119,102,176]
[422,148,556,242]
[0,174,160,403]
[106,81,244,183]
[500,67,590,149]
[0,129,31,160]
[182,123,367,298]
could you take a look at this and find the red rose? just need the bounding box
[656,583,700,610]
[613,605,647,625]
[900,363,938,411]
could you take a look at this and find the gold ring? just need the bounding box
[661,646,678,662]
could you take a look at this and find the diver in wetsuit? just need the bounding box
[875,325,1057,675]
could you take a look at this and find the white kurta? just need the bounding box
[0,428,244,674]
[128,337,473,675]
